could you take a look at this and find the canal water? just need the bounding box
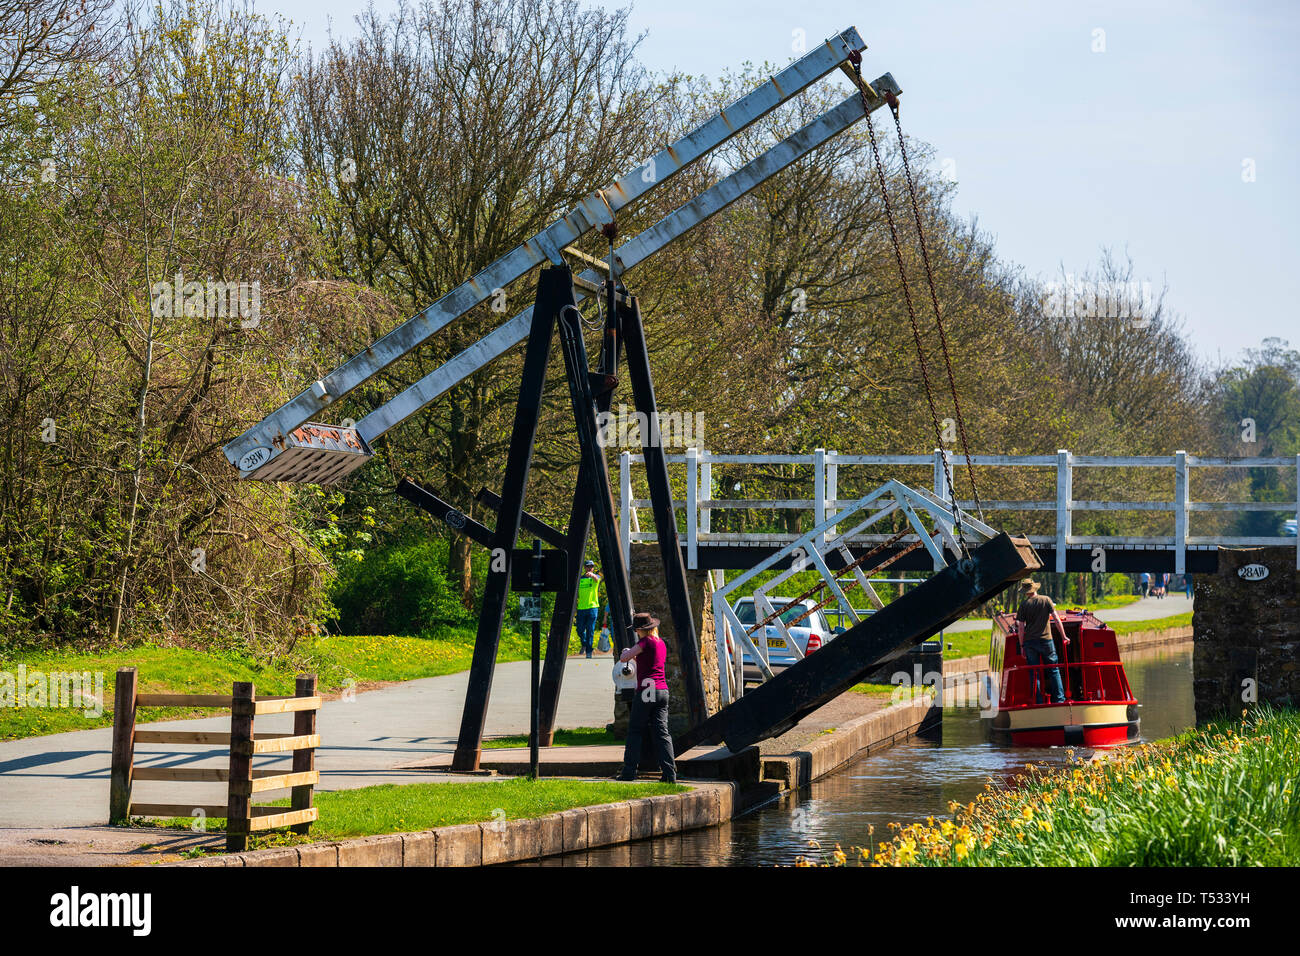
[536,643,1195,866]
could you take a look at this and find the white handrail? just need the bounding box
[616,449,1300,571]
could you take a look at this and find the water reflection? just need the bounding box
[535,644,1195,866]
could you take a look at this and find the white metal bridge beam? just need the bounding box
[223,27,874,474]
[350,81,900,445]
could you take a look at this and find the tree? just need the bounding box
[1213,338,1300,536]
[293,0,662,601]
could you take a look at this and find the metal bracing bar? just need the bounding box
[474,488,566,549]
[350,80,900,447]
[224,30,871,471]
[903,500,946,571]
[753,593,802,663]
[717,596,775,682]
[751,582,805,660]
[718,482,948,687]
[908,485,998,538]
[563,246,611,274]
[839,545,885,609]
[828,498,903,544]
[715,481,901,607]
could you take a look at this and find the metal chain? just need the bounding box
[887,104,985,521]
[849,56,968,552]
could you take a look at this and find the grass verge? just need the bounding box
[850,683,937,700]
[130,777,684,852]
[1109,612,1192,635]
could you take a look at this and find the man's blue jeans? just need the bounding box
[575,608,599,653]
[1023,638,1066,704]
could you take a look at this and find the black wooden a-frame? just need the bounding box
[404,264,708,771]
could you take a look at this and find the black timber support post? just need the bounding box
[555,276,636,658]
[537,479,595,745]
[537,280,623,743]
[449,269,562,772]
[620,295,708,729]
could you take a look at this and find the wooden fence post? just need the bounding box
[290,674,318,835]
[108,667,137,823]
[226,681,255,852]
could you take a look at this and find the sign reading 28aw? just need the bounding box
[1237,563,1270,581]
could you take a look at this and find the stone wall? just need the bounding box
[1194,546,1298,722]
[610,543,722,738]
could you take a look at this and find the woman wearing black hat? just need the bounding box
[616,611,676,782]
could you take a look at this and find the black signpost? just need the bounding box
[529,538,543,779]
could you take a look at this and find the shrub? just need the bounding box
[328,538,473,635]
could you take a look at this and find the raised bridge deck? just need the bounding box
[674,532,1041,753]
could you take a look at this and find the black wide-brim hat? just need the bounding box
[632,611,660,631]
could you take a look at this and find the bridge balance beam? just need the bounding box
[674,532,1041,754]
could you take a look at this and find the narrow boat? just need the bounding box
[982,607,1139,747]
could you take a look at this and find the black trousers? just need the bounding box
[621,687,675,781]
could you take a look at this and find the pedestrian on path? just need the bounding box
[575,560,602,659]
[617,611,676,783]
[597,600,612,653]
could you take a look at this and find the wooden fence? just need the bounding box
[109,667,322,851]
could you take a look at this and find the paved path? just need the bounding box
[0,655,618,829]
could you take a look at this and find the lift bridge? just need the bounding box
[223,27,1042,767]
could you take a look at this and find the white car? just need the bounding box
[730,596,839,670]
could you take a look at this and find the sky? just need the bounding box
[255,0,1299,369]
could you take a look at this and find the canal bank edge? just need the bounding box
[759,694,940,791]
[170,782,737,867]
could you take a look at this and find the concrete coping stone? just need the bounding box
[172,782,736,868]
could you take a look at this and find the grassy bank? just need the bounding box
[134,777,683,853]
[1109,612,1192,635]
[850,683,936,700]
[0,627,577,741]
[806,708,1298,867]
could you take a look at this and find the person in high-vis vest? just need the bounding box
[575,559,602,659]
